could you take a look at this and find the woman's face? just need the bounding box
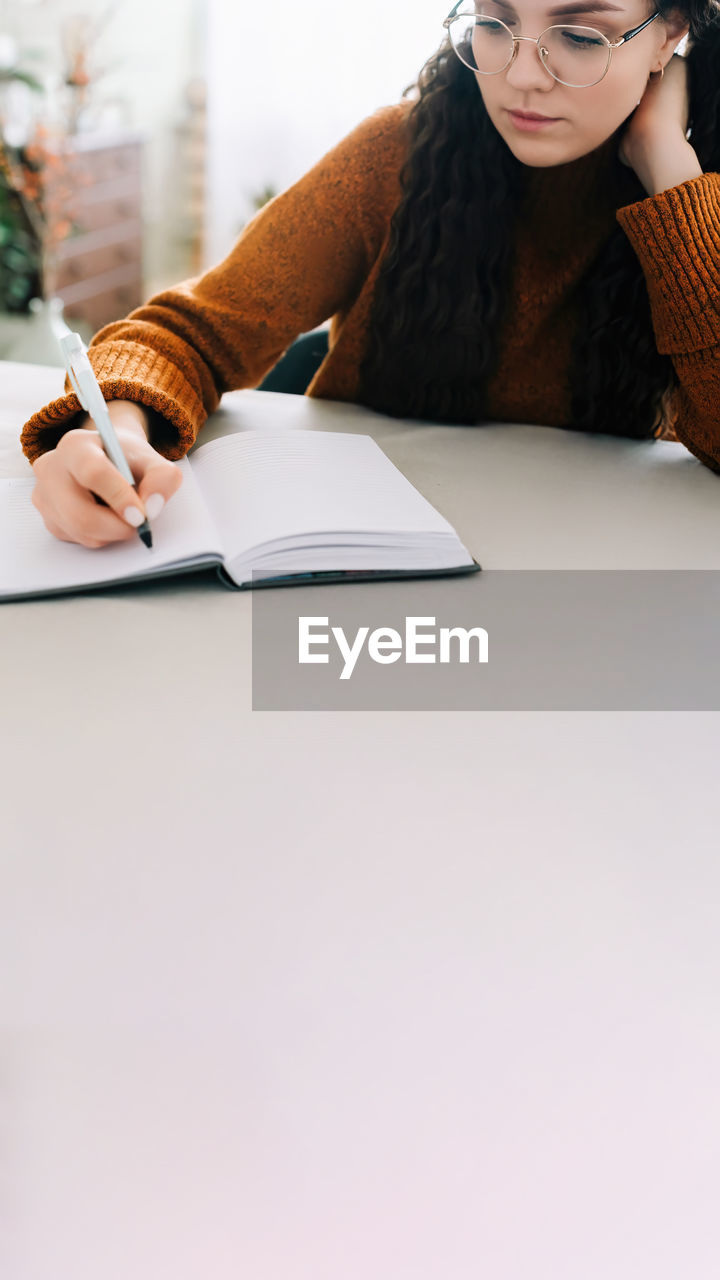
[471,0,688,165]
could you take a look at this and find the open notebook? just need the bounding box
[0,430,479,602]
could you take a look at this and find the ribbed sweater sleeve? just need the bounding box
[616,172,720,473]
[20,106,407,464]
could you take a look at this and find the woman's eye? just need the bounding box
[560,28,605,45]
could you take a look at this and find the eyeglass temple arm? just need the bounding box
[443,1,467,28]
[610,9,660,47]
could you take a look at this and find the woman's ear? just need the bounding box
[657,9,691,57]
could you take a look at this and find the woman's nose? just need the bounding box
[503,37,555,91]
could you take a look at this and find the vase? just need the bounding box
[5,296,70,366]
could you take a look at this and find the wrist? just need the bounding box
[79,399,150,441]
[637,137,703,196]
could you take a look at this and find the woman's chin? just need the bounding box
[501,130,604,168]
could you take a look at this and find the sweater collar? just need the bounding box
[518,128,641,220]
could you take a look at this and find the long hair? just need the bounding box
[358,1,720,437]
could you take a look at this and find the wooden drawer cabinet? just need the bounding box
[56,227,143,289]
[69,142,141,185]
[55,134,144,333]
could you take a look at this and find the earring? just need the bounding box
[651,64,665,81]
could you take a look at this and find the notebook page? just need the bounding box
[0,459,223,596]
[189,431,458,560]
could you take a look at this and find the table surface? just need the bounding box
[4,361,720,569]
[2,361,720,1280]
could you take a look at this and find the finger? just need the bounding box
[135,453,184,521]
[67,428,182,520]
[50,473,143,547]
[58,429,150,529]
[33,463,141,547]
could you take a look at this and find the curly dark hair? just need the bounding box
[358,1,720,438]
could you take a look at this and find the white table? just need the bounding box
[4,362,720,568]
[2,361,720,1279]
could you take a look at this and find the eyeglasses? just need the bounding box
[443,2,660,88]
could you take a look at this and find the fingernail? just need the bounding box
[144,493,165,520]
[123,506,144,527]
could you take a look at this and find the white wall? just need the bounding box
[3,0,205,285]
[4,2,449,278]
[205,1,448,266]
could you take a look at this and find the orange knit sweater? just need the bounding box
[20,102,720,472]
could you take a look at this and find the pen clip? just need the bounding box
[59,333,90,411]
[66,360,84,407]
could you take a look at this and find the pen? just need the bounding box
[59,331,153,549]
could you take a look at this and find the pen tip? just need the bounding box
[138,524,153,550]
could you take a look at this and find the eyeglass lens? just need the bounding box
[448,12,612,87]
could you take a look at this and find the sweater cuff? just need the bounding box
[20,341,206,465]
[616,173,720,354]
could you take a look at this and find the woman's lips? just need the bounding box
[507,110,562,131]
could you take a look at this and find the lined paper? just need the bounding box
[0,460,222,596]
[190,431,465,562]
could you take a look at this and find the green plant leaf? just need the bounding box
[0,69,43,92]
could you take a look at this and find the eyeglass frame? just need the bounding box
[442,2,662,88]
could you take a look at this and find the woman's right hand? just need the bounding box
[31,400,183,548]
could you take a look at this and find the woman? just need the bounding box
[22,0,720,548]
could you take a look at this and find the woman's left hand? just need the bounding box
[619,53,703,195]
